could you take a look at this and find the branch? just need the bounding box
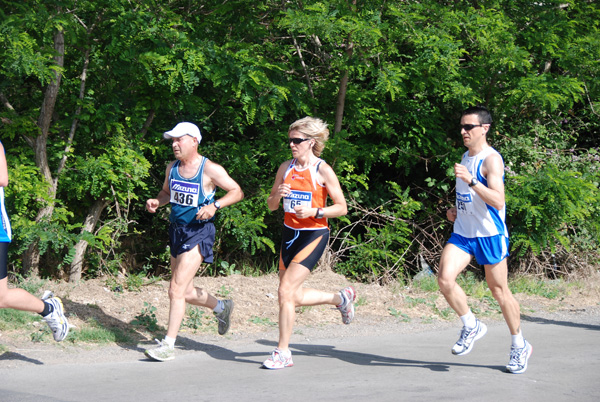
[291,35,315,99]
[55,46,91,183]
[0,92,15,112]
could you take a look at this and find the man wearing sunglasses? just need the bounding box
[437,106,532,374]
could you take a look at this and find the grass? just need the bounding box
[388,308,411,322]
[509,276,563,299]
[216,285,233,299]
[249,316,277,327]
[67,318,134,344]
[0,308,39,330]
[406,270,572,320]
[412,269,566,300]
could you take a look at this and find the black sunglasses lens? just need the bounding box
[462,124,476,131]
[289,138,308,144]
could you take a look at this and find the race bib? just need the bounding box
[170,179,200,207]
[283,190,312,213]
[456,192,474,215]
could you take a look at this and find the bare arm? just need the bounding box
[0,143,8,187]
[195,160,244,221]
[317,163,347,218]
[145,162,174,213]
[266,161,291,211]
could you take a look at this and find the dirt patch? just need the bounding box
[2,267,599,349]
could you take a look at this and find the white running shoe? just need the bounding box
[506,340,533,374]
[337,286,356,325]
[145,339,175,361]
[262,348,294,370]
[42,296,70,342]
[452,319,487,355]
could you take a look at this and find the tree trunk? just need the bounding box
[334,38,354,135]
[21,28,64,276]
[69,199,109,282]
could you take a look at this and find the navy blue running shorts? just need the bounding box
[279,226,329,271]
[0,242,8,280]
[168,221,215,262]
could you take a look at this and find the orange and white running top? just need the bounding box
[282,158,328,230]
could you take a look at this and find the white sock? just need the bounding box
[511,332,525,348]
[164,336,176,349]
[460,310,477,329]
[213,299,224,314]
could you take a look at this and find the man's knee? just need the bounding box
[438,274,457,294]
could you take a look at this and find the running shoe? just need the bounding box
[262,348,294,370]
[337,286,356,325]
[506,340,533,374]
[214,299,234,335]
[145,339,175,361]
[452,319,487,355]
[42,295,70,342]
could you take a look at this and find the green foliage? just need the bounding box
[0,0,598,281]
[508,164,600,256]
[336,184,422,283]
[182,307,209,332]
[131,302,161,333]
[215,284,233,298]
[125,273,145,292]
[388,308,411,322]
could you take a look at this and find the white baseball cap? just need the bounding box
[163,122,202,144]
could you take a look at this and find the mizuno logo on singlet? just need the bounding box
[457,193,472,203]
[287,192,311,201]
[172,183,198,193]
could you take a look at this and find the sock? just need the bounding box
[213,299,224,314]
[337,291,347,308]
[39,301,53,317]
[164,336,176,349]
[511,332,525,349]
[460,310,477,329]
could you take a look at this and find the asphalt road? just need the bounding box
[1,311,599,402]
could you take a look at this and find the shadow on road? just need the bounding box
[254,339,506,373]
[172,336,265,365]
[0,351,43,365]
[522,314,600,331]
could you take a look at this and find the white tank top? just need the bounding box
[453,146,508,239]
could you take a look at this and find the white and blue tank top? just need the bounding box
[168,157,216,225]
[453,146,508,239]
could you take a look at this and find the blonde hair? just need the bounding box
[288,116,329,157]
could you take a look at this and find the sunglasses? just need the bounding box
[460,124,483,131]
[288,137,311,145]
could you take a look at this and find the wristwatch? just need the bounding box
[469,178,479,187]
[213,200,221,210]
